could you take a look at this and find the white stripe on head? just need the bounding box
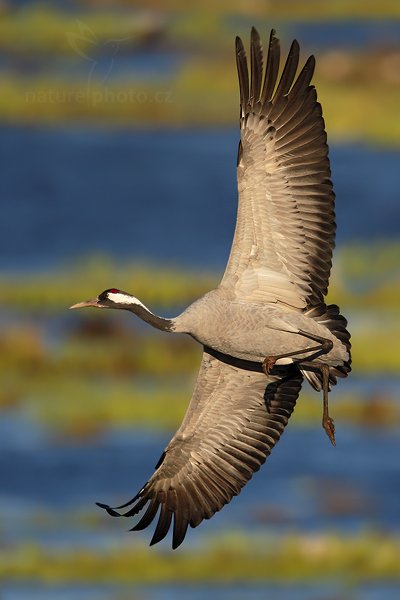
[106,292,149,311]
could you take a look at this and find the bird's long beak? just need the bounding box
[69,298,100,310]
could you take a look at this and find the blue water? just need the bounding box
[1,124,399,598]
[0,415,399,598]
[1,126,399,272]
[227,18,400,50]
[290,20,400,50]
[0,416,399,546]
[2,583,400,600]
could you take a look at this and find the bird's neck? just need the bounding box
[128,303,174,332]
[109,293,175,332]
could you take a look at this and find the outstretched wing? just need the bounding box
[221,28,336,309]
[97,352,303,548]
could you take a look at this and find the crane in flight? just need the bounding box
[71,28,351,549]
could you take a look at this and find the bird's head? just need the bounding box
[70,288,146,311]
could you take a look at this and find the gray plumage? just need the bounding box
[224,28,335,309]
[103,357,303,549]
[71,28,351,548]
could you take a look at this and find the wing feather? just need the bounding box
[250,27,263,103]
[261,29,280,103]
[236,36,249,119]
[274,39,299,98]
[97,353,303,548]
[222,29,336,308]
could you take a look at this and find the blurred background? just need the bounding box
[1,1,399,599]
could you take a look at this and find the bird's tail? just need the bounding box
[300,303,352,391]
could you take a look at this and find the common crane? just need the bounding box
[71,28,351,549]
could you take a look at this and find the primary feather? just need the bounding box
[98,354,303,549]
[222,28,335,309]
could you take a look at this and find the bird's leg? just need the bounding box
[297,359,336,447]
[321,363,336,446]
[262,329,333,376]
[262,330,336,444]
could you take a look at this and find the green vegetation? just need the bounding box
[1,531,399,583]
[0,5,155,55]
[2,321,398,437]
[1,1,400,58]
[155,0,400,20]
[0,243,399,311]
[0,258,215,311]
[21,378,400,437]
[3,62,400,144]
[1,4,400,143]
[0,242,398,437]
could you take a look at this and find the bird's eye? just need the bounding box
[99,288,120,301]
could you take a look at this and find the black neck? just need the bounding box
[126,304,174,332]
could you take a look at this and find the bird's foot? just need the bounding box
[262,355,277,376]
[323,415,336,447]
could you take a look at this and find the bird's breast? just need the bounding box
[175,295,284,362]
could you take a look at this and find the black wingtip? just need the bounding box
[291,38,300,54]
[302,54,316,76]
[95,490,142,513]
[308,54,316,70]
[268,28,279,47]
[96,502,122,517]
[172,516,189,550]
[172,539,184,550]
[260,28,281,104]
[149,505,172,546]
[235,35,244,51]
[149,539,157,547]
